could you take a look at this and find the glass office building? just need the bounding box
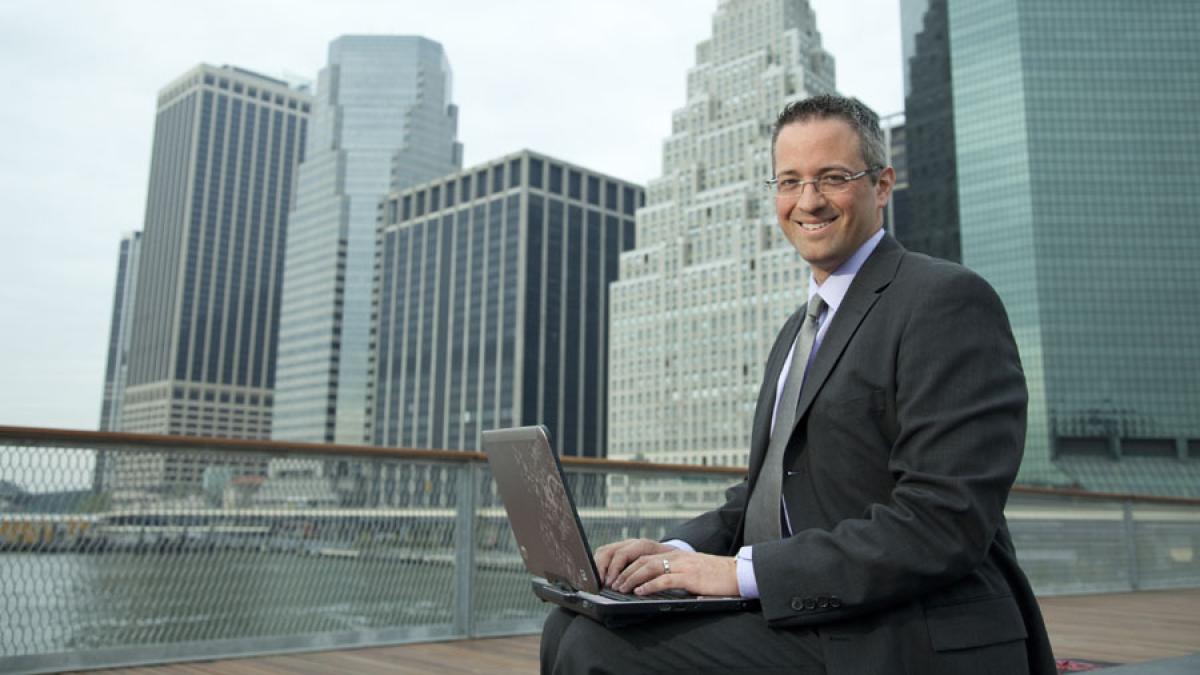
[946,0,1200,494]
[899,0,961,262]
[99,231,142,432]
[881,114,912,238]
[273,36,462,445]
[372,151,643,461]
[114,65,310,494]
[121,65,310,444]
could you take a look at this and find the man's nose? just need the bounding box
[793,182,828,212]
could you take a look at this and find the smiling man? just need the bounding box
[540,95,1056,675]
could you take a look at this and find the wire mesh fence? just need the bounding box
[0,427,1198,673]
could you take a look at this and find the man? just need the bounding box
[541,94,1055,674]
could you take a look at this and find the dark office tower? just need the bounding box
[371,151,643,462]
[899,0,960,262]
[120,65,310,456]
[99,232,142,432]
[949,0,1200,494]
[273,36,462,446]
[881,114,912,238]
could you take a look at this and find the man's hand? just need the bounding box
[594,538,739,597]
[594,538,675,586]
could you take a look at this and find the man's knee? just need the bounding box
[540,609,576,675]
[541,610,630,675]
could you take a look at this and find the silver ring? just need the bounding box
[661,558,671,574]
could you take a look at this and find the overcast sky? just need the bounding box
[0,0,903,432]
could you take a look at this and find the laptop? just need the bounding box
[481,425,756,626]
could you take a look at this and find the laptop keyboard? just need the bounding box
[600,587,694,601]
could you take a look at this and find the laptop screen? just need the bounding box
[483,426,602,594]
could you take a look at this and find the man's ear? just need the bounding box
[874,166,896,208]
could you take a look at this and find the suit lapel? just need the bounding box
[793,235,905,424]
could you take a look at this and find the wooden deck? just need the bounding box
[89,589,1200,674]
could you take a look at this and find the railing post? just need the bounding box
[454,462,480,637]
[1123,499,1140,591]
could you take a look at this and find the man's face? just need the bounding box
[772,117,894,284]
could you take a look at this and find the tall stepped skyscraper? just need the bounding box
[607,0,835,505]
[273,36,462,445]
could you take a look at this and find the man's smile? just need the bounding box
[797,217,835,232]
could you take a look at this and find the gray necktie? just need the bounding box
[744,294,826,544]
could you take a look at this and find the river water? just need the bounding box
[0,551,542,657]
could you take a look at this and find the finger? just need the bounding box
[605,541,654,586]
[616,552,669,592]
[595,539,640,582]
[635,565,679,596]
[594,543,617,580]
[611,553,648,591]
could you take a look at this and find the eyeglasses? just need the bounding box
[765,167,881,197]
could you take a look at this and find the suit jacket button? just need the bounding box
[804,598,817,610]
[790,598,805,611]
[817,596,830,609]
[829,597,842,608]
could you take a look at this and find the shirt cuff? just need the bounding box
[736,545,759,599]
[663,539,695,553]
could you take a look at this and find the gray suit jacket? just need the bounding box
[667,235,1056,674]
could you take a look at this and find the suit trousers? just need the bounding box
[541,608,825,675]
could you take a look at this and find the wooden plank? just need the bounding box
[84,590,1200,673]
[1039,588,1200,665]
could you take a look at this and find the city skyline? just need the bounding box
[0,0,903,432]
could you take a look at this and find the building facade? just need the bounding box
[881,113,912,238]
[116,65,310,490]
[99,231,142,432]
[606,0,835,510]
[939,0,1200,494]
[372,150,642,455]
[899,0,961,262]
[365,151,641,507]
[273,36,462,446]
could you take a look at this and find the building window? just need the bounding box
[530,158,544,189]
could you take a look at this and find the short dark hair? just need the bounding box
[771,94,887,174]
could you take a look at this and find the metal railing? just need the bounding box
[1,426,1198,674]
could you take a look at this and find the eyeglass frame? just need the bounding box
[764,166,883,197]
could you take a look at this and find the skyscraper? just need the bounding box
[273,36,462,445]
[607,0,835,499]
[899,0,960,262]
[120,65,310,450]
[907,0,1200,494]
[364,151,640,508]
[99,231,142,432]
[372,151,642,456]
[881,113,912,238]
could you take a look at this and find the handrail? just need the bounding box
[2,424,1199,505]
[1,423,1197,673]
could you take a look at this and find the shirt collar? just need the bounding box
[808,228,885,312]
